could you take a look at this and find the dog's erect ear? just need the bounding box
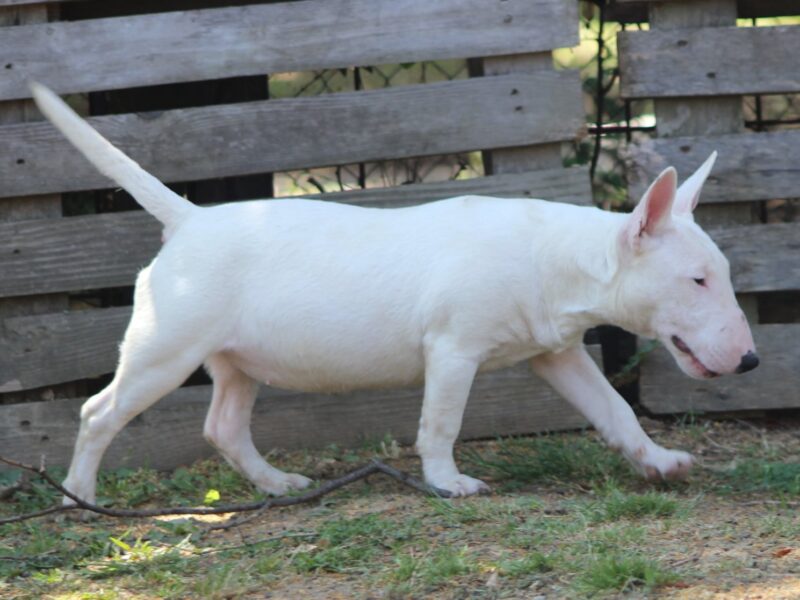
[622,166,677,251]
[674,151,717,216]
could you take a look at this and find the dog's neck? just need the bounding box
[529,208,647,347]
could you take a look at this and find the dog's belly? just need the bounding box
[221,337,426,393]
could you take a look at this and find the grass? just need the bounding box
[461,433,633,491]
[715,459,800,495]
[577,553,680,594]
[1,420,798,598]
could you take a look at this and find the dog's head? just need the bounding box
[614,152,757,379]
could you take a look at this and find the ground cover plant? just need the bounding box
[1,418,799,599]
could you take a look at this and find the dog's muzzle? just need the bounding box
[735,351,759,374]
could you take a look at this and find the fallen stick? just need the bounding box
[0,455,452,529]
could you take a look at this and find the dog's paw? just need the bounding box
[431,474,491,497]
[632,445,695,481]
[260,472,313,496]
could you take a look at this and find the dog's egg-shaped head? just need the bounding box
[616,153,758,379]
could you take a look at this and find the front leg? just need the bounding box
[416,346,489,496]
[530,345,693,480]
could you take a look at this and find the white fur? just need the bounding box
[30,83,756,503]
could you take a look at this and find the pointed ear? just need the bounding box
[674,151,717,215]
[622,166,677,251]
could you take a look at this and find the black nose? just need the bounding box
[735,351,759,374]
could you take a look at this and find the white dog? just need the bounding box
[30,83,757,503]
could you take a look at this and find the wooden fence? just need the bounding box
[615,0,800,413]
[0,0,594,469]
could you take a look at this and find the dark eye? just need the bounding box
[693,278,706,286]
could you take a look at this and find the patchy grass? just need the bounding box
[1,418,799,599]
[577,553,680,595]
[715,459,800,496]
[461,433,633,491]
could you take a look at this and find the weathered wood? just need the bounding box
[642,0,757,322]
[609,0,800,20]
[0,307,130,393]
[0,73,584,199]
[0,168,591,300]
[0,4,73,405]
[639,324,800,414]
[0,0,578,101]
[482,53,572,173]
[626,130,800,204]
[0,350,597,470]
[619,25,800,99]
[712,223,800,294]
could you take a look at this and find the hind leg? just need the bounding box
[63,265,218,505]
[203,354,312,495]
[63,346,208,505]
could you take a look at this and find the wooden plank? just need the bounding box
[0,350,597,471]
[612,0,800,21]
[0,168,591,300]
[639,324,800,413]
[0,4,75,406]
[626,130,800,204]
[5,218,791,393]
[619,25,800,98]
[482,53,571,173]
[610,0,800,19]
[0,306,130,393]
[0,72,584,199]
[645,0,758,317]
[711,223,800,294]
[0,0,578,102]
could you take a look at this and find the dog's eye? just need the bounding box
[693,278,706,287]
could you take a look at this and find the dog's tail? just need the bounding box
[30,82,195,230]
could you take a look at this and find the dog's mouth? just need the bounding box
[671,336,719,378]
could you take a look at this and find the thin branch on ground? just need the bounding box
[0,455,452,529]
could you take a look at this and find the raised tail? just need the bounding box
[29,82,196,230]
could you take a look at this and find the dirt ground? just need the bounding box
[1,416,799,599]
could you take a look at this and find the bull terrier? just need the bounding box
[29,83,758,504]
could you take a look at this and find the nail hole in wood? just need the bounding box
[16,158,25,165]
[20,420,30,428]
[706,72,716,79]
[680,145,692,153]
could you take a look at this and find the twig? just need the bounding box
[739,499,800,508]
[0,455,451,528]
